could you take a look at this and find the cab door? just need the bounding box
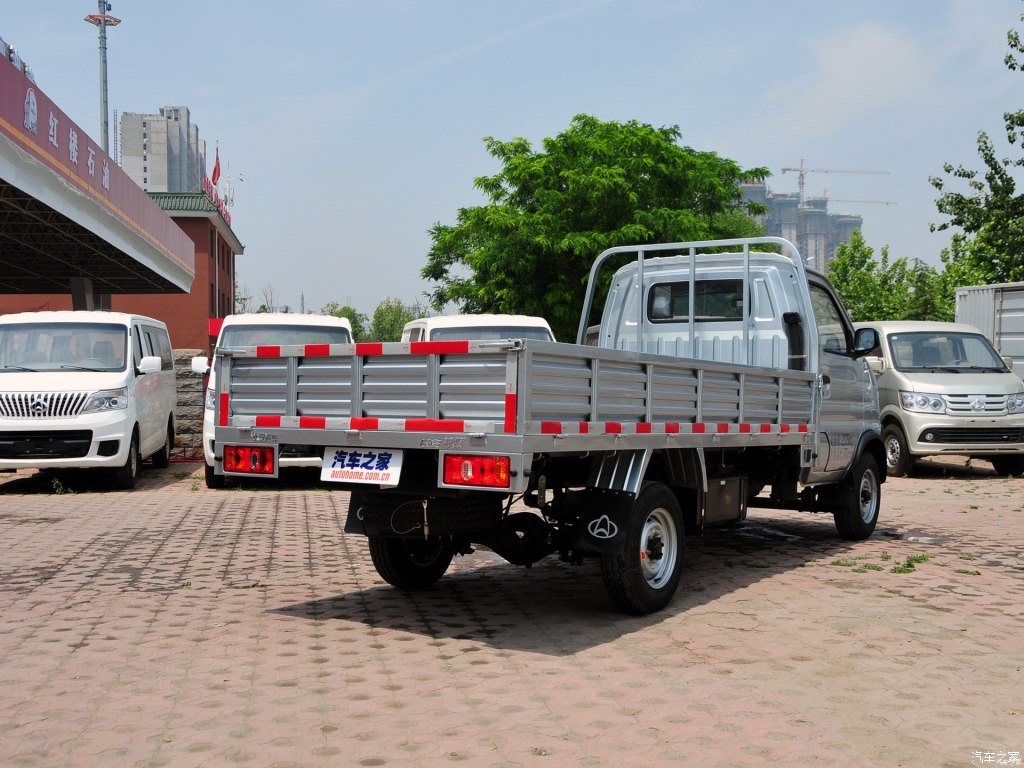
[806,280,876,480]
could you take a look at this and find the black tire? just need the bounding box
[990,455,1024,477]
[151,422,173,468]
[833,453,881,540]
[883,424,914,477]
[368,535,454,590]
[204,462,225,489]
[599,482,685,615]
[111,431,140,490]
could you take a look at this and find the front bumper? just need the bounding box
[898,411,1024,457]
[0,412,133,469]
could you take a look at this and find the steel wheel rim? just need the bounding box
[885,436,900,469]
[858,467,878,524]
[640,507,678,589]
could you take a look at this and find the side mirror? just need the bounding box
[191,355,210,375]
[138,355,162,375]
[852,327,879,359]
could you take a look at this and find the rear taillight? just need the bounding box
[443,454,511,488]
[223,445,276,475]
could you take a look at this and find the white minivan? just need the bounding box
[401,314,554,342]
[0,311,177,489]
[191,313,353,488]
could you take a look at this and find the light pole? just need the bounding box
[84,1,120,153]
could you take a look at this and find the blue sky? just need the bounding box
[2,1,1021,315]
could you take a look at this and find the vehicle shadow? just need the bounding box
[270,510,870,656]
[0,462,200,494]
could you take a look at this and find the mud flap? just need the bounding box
[570,489,634,555]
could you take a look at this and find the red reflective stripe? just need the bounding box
[717,423,730,433]
[304,343,331,357]
[759,423,773,433]
[410,340,470,355]
[218,393,229,426]
[692,423,706,434]
[256,345,280,358]
[780,424,791,433]
[356,343,383,355]
[350,417,379,430]
[255,415,281,427]
[605,422,622,434]
[299,416,326,429]
[636,422,652,434]
[405,418,465,432]
[739,423,751,433]
[579,422,590,434]
[504,393,517,433]
[798,424,809,432]
[540,421,562,434]
[665,423,680,434]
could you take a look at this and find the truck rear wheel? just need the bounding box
[832,454,881,540]
[599,482,684,615]
[990,455,1024,477]
[368,536,454,590]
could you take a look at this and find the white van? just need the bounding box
[0,311,177,489]
[854,320,1024,476]
[191,313,353,488]
[401,314,554,342]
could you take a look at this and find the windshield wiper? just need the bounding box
[59,363,104,371]
[956,365,1006,372]
[1,365,38,372]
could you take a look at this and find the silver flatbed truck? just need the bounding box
[209,237,885,614]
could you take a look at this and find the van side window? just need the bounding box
[409,327,423,342]
[132,326,144,368]
[808,284,849,354]
[142,326,173,370]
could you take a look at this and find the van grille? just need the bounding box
[0,392,90,418]
[944,394,1008,415]
[0,430,93,458]
[922,427,1024,444]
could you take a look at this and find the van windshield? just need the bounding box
[219,324,352,347]
[429,326,554,341]
[888,331,1007,372]
[0,322,128,372]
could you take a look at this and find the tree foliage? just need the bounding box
[930,4,1024,283]
[422,114,768,340]
[826,230,947,322]
[321,301,368,342]
[368,298,426,342]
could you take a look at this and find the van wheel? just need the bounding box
[111,432,140,490]
[990,455,1024,477]
[204,462,225,488]
[368,535,454,589]
[833,454,881,540]
[151,422,173,468]
[600,482,684,615]
[883,424,914,477]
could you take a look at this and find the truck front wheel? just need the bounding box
[600,482,684,615]
[368,536,454,590]
[832,454,881,540]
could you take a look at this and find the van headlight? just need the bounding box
[1008,392,1024,413]
[82,387,129,413]
[899,391,946,414]
[204,387,216,411]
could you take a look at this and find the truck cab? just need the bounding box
[401,314,554,342]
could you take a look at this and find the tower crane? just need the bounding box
[781,159,889,206]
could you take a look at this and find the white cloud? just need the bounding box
[763,23,928,142]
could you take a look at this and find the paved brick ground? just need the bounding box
[0,459,1021,768]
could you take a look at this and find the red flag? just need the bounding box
[211,144,221,186]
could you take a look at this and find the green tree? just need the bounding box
[423,114,768,341]
[321,301,368,342]
[930,4,1024,283]
[826,230,945,322]
[369,298,424,342]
